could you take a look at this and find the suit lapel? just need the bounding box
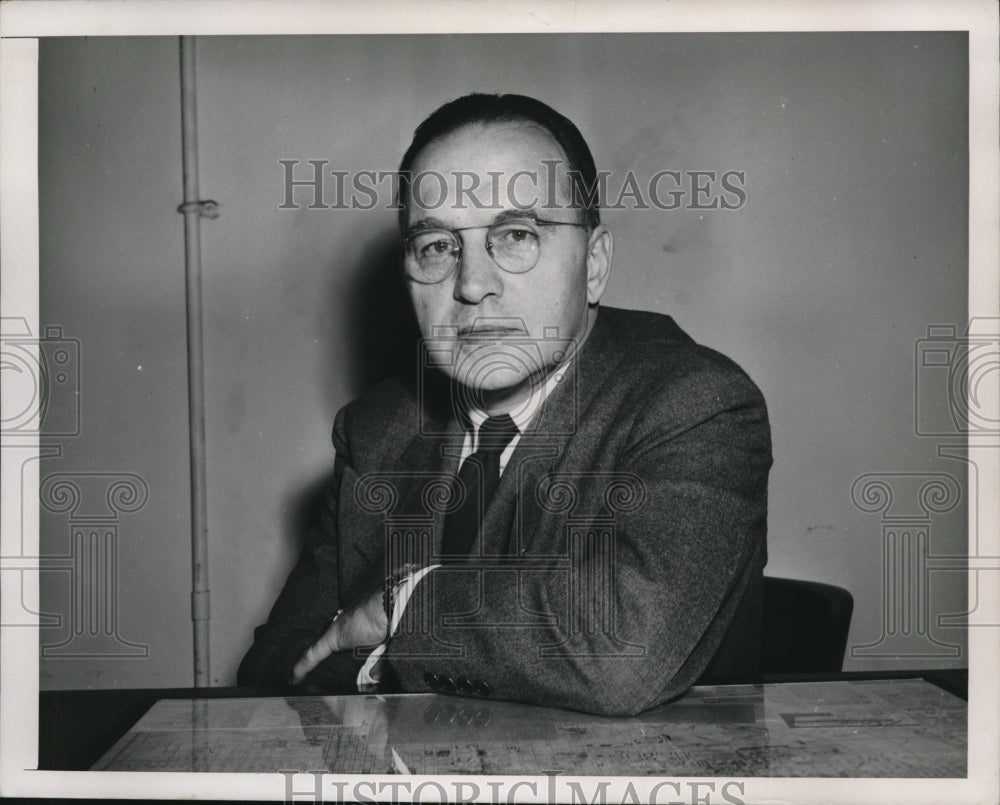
[469,311,628,558]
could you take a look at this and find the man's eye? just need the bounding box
[494,227,538,245]
[419,239,454,257]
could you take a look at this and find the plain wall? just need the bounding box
[38,33,968,689]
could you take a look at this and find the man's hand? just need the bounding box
[290,587,388,684]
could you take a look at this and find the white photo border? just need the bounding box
[1,1,997,803]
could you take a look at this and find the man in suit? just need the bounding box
[238,93,771,716]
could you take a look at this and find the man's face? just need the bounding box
[404,122,612,412]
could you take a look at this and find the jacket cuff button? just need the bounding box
[423,672,440,690]
[473,679,491,696]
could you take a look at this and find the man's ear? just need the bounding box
[585,224,614,305]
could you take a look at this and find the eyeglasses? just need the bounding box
[403,216,590,284]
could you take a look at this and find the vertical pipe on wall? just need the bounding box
[178,35,211,687]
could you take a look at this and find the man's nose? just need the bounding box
[452,239,503,304]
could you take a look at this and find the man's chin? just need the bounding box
[451,369,530,395]
[448,369,539,414]
[447,343,545,388]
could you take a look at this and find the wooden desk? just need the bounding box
[39,670,966,777]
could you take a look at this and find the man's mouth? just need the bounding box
[456,319,528,339]
[457,326,524,339]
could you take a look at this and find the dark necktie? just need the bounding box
[440,414,519,561]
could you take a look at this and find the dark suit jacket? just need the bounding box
[238,306,771,716]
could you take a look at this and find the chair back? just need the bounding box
[762,577,854,673]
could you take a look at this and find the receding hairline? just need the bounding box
[396,93,602,230]
[407,119,573,170]
[402,119,583,225]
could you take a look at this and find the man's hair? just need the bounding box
[397,93,601,229]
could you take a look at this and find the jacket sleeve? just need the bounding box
[236,414,363,688]
[382,362,772,716]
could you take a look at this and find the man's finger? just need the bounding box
[290,630,337,684]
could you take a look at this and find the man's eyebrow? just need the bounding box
[404,217,450,237]
[404,209,550,238]
[491,208,543,224]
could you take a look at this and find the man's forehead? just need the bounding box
[405,121,576,221]
[410,120,571,175]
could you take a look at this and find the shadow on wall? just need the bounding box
[346,227,421,393]
[286,227,421,555]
